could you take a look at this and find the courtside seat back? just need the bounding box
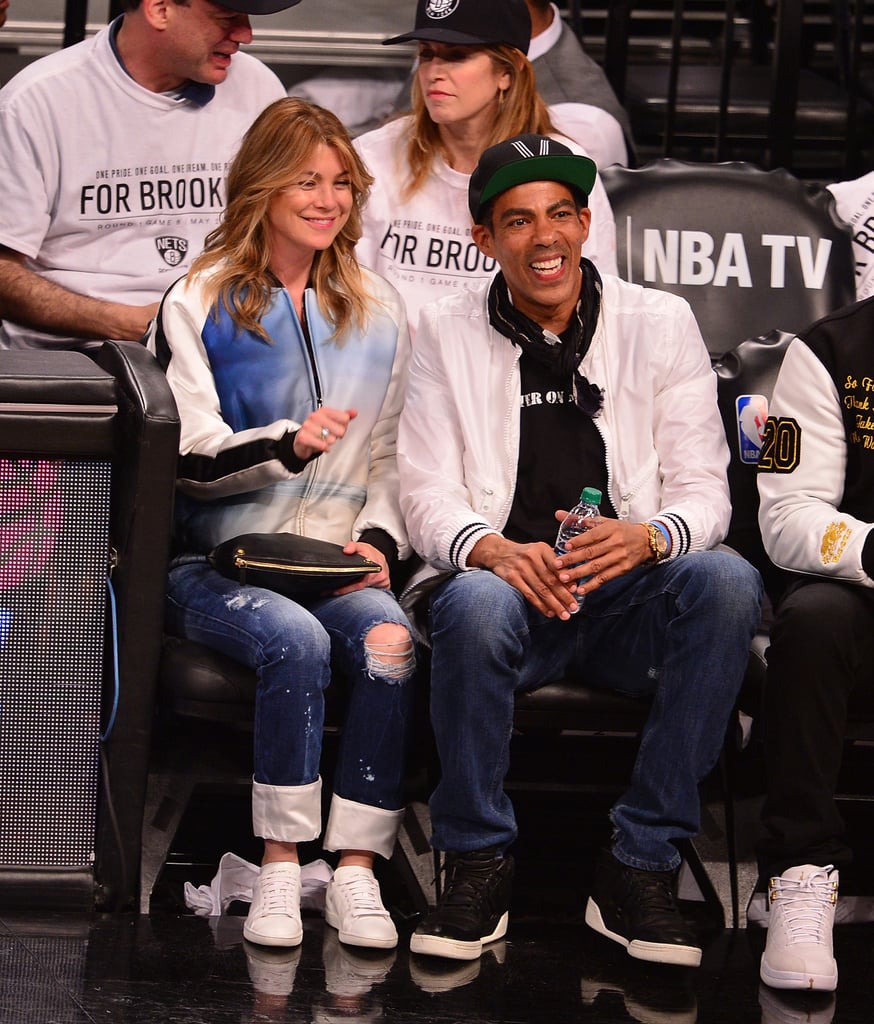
[714,328,795,606]
[601,160,856,359]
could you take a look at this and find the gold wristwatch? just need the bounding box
[645,522,669,563]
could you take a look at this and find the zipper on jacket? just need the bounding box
[298,294,323,410]
[593,417,627,519]
[286,288,323,532]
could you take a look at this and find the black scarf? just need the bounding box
[487,257,604,417]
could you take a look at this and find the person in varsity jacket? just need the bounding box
[757,295,874,994]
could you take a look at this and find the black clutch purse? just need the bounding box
[208,533,380,597]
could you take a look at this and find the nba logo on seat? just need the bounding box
[736,394,768,464]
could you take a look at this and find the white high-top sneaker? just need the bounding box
[760,864,838,991]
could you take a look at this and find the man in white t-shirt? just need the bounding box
[0,0,299,350]
[828,170,874,302]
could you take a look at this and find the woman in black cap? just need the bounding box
[353,0,617,339]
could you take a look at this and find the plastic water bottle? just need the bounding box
[554,487,602,612]
[554,487,603,557]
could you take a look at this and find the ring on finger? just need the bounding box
[319,426,331,441]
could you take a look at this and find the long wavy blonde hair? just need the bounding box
[190,97,375,341]
[403,45,555,199]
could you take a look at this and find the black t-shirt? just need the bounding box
[504,351,614,546]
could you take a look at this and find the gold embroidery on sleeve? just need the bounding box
[821,521,852,564]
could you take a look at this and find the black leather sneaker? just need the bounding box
[409,848,514,961]
[585,849,702,967]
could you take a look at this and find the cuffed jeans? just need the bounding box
[427,551,762,872]
[166,560,416,859]
[758,578,874,877]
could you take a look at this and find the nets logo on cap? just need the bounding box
[383,0,530,53]
[426,0,460,19]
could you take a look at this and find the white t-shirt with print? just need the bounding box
[827,171,874,301]
[0,22,286,349]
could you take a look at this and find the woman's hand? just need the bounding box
[330,540,391,595]
[293,406,358,460]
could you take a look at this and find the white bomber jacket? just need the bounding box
[397,273,731,583]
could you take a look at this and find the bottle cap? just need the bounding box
[581,487,602,505]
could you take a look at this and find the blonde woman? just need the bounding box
[151,98,416,952]
[354,0,617,337]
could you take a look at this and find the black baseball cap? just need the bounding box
[383,0,530,54]
[468,134,598,223]
[215,1,302,13]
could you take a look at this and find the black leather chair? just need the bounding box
[143,633,435,917]
[86,342,181,910]
[601,159,856,360]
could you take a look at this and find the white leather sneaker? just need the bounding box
[243,861,303,947]
[760,864,838,991]
[324,866,398,949]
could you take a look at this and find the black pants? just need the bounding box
[757,578,874,877]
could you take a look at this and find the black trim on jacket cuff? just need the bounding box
[274,430,316,473]
[861,527,874,579]
[358,528,399,569]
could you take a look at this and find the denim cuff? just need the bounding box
[611,840,682,874]
[323,793,404,860]
[252,776,322,843]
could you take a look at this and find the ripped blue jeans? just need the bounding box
[166,559,417,812]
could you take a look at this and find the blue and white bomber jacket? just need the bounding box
[150,266,411,559]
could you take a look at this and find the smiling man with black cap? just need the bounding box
[398,133,762,968]
[0,0,300,350]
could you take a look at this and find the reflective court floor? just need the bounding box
[3,901,873,1024]
[4,775,874,1024]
